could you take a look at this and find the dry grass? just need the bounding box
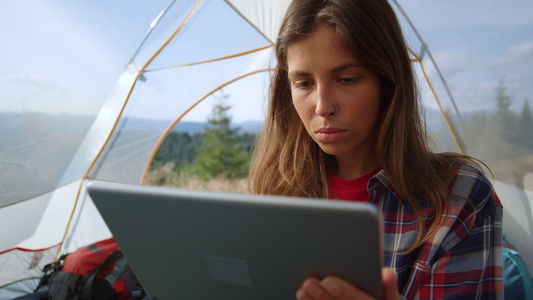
[144,162,249,194]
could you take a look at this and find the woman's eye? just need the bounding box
[294,81,312,89]
[338,77,359,84]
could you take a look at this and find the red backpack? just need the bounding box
[41,237,145,300]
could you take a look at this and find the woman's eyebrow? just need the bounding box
[330,63,364,74]
[287,70,311,78]
[287,63,364,78]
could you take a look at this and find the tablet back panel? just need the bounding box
[88,180,383,300]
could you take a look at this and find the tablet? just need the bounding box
[87,180,383,300]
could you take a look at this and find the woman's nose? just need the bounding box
[315,84,336,117]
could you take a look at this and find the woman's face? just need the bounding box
[287,25,382,176]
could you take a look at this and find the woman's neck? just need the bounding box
[333,156,380,180]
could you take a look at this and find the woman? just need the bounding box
[248,0,503,299]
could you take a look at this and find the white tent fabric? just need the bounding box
[225,0,291,44]
[1,0,532,297]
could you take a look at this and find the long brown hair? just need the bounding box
[249,0,479,251]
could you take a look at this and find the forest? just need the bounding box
[437,83,532,188]
[145,96,257,193]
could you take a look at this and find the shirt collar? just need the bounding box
[367,169,405,203]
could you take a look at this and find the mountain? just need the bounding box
[121,117,263,135]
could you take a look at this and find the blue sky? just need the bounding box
[1,0,532,122]
[397,0,533,113]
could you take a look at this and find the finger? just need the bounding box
[296,288,312,300]
[382,268,400,300]
[320,276,375,300]
[297,277,334,300]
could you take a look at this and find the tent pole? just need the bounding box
[53,0,206,261]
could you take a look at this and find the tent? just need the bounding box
[1,0,532,297]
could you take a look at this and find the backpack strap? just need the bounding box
[119,264,148,300]
[104,253,128,286]
[81,250,124,299]
[34,254,68,292]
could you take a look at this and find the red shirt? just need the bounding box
[328,167,381,201]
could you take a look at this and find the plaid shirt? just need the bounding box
[367,164,504,299]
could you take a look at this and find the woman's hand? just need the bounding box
[296,268,400,300]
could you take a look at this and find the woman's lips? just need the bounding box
[314,127,347,142]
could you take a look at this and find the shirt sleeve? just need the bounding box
[404,166,504,299]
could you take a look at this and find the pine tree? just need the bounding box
[518,99,533,151]
[193,91,251,181]
[492,83,517,144]
[519,99,532,126]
